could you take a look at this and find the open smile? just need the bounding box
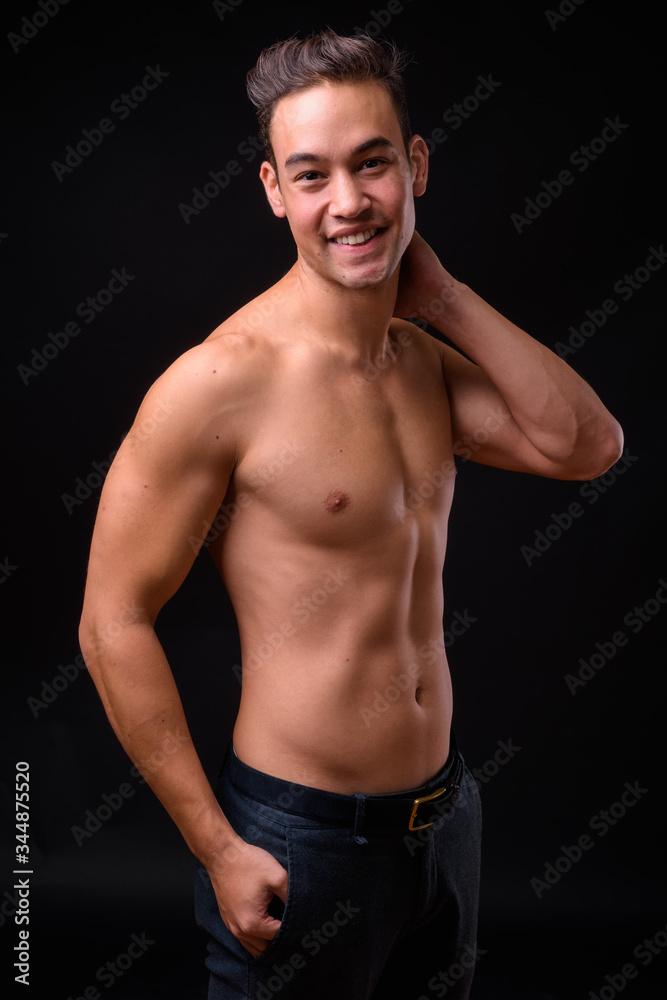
[327,227,385,249]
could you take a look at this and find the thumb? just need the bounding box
[272,863,289,905]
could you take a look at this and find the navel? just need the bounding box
[324,489,351,513]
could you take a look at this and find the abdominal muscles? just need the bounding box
[229,528,453,794]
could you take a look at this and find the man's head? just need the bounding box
[246,28,413,171]
[246,30,428,294]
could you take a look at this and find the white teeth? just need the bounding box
[335,228,377,245]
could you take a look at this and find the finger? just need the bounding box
[273,867,289,904]
[241,915,282,957]
[242,939,264,959]
[258,913,282,940]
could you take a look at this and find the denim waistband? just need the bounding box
[223,734,464,835]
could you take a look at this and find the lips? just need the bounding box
[328,227,385,247]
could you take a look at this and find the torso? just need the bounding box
[206,283,457,794]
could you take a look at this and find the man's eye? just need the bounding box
[361,158,384,169]
[297,171,321,181]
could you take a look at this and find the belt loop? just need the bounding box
[353,794,368,845]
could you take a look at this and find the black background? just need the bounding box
[1,0,666,997]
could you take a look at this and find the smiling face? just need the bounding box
[260,80,428,292]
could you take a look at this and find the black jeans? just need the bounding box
[195,738,482,999]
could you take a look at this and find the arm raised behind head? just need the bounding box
[395,231,624,480]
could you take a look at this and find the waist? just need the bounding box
[223,735,465,835]
[234,637,453,792]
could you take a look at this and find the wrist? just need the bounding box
[187,806,241,870]
[417,277,469,328]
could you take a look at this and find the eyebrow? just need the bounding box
[283,135,395,170]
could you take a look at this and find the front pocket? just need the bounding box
[248,822,297,966]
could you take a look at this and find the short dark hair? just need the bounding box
[246,28,413,168]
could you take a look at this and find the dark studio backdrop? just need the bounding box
[1,0,665,997]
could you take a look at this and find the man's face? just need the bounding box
[260,81,427,292]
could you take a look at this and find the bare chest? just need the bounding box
[231,347,455,546]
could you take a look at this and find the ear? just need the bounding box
[408,136,429,198]
[260,161,286,218]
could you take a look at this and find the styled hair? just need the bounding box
[246,28,413,168]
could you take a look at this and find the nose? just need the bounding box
[327,171,371,219]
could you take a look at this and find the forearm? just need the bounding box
[79,619,239,868]
[428,280,623,472]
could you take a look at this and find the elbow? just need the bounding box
[78,615,102,678]
[567,416,625,481]
[596,418,625,475]
[78,608,116,677]
[79,596,150,662]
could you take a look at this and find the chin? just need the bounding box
[333,252,402,291]
[333,269,394,291]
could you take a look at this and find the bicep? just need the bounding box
[440,343,571,478]
[82,383,233,627]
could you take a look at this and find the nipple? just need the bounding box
[324,489,350,513]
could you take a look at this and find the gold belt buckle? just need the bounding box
[408,786,447,831]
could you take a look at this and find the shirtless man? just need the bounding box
[78,30,623,1000]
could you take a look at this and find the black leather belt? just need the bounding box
[356,758,463,833]
[226,742,464,834]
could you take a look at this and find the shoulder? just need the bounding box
[143,313,280,420]
[391,320,478,376]
[119,312,282,480]
[388,318,450,371]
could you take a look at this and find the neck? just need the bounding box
[284,256,400,362]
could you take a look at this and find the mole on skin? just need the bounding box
[324,490,350,513]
